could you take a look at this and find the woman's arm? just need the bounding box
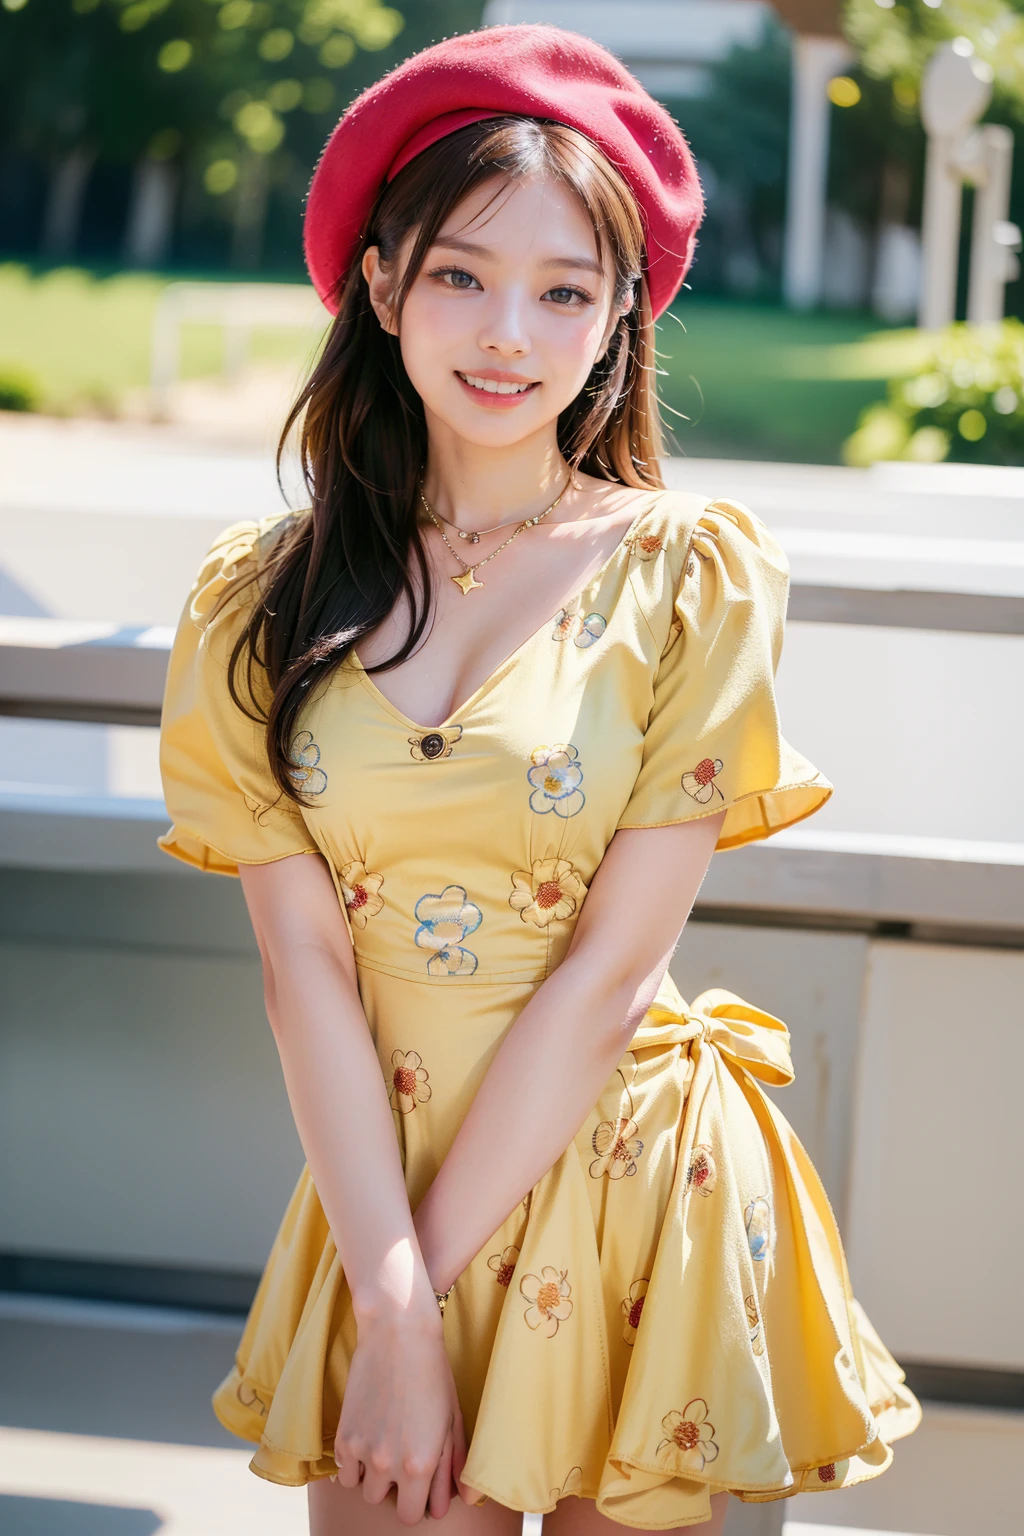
[238,853,466,1524]
[414,812,725,1293]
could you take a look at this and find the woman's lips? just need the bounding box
[455,371,540,408]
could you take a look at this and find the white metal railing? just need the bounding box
[149,281,326,415]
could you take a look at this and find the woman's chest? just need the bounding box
[296,606,659,880]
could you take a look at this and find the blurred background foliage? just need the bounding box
[2,0,1024,463]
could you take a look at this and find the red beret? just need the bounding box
[304,24,703,320]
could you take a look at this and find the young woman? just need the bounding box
[159,24,919,1535]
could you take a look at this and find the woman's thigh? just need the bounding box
[307,1477,523,1535]
[309,1481,730,1534]
[545,1490,729,1536]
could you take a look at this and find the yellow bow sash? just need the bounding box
[630,984,795,1088]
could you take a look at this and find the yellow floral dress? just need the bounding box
[159,491,920,1527]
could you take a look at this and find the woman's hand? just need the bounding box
[334,1306,469,1524]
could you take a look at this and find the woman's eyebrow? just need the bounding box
[430,236,604,277]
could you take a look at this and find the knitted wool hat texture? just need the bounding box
[303,24,703,319]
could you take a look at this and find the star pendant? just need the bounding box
[452,569,484,594]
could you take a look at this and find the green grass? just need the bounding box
[0,264,904,462]
[0,264,326,416]
[659,299,902,463]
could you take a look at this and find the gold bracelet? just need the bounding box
[434,1284,454,1317]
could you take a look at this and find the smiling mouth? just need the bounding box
[456,371,539,396]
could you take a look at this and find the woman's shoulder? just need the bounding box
[628,487,784,582]
[188,510,304,625]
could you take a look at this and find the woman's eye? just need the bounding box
[545,285,592,307]
[431,267,481,291]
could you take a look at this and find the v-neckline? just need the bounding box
[349,489,665,735]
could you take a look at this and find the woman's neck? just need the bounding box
[421,420,572,534]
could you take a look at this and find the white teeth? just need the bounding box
[459,373,533,395]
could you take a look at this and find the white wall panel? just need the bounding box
[845,940,1024,1369]
[0,941,301,1270]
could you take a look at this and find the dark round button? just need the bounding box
[420,732,446,760]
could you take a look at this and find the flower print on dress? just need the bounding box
[409,724,463,763]
[287,730,328,796]
[389,1049,431,1114]
[745,1195,774,1263]
[590,1116,644,1179]
[550,1467,583,1502]
[686,1144,717,1198]
[745,1293,765,1356]
[551,608,607,648]
[236,1380,267,1417]
[520,1265,573,1337]
[621,1278,649,1344]
[414,885,482,976]
[528,744,585,818]
[681,757,724,804]
[487,1245,520,1288]
[509,858,588,927]
[656,1400,719,1473]
[339,860,384,929]
[627,532,664,562]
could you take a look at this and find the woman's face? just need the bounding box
[364,173,629,450]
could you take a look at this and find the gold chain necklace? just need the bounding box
[419,478,571,595]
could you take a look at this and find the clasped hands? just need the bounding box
[333,1292,473,1525]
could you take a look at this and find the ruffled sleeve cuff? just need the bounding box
[616,498,832,851]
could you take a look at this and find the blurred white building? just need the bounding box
[482,0,772,98]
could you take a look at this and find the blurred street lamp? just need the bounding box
[919,38,1021,328]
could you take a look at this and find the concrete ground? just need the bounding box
[2,1295,1020,1536]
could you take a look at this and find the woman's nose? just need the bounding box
[477,289,530,358]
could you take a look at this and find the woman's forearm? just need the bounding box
[413,945,664,1293]
[266,945,438,1323]
[414,815,724,1294]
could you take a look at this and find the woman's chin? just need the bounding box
[427,398,560,449]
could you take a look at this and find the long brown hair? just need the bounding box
[229,115,665,802]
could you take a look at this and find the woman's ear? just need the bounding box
[362,246,398,335]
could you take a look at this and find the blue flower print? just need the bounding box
[745,1196,774,1263]
[527,744,585,818]
[414,885,482,976]
[287,730,327,796]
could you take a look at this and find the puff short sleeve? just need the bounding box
[158,519,319,876]
[617,498,831,850]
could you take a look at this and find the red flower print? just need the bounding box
[621,1279,649,1344]
[487,1245,520,1288]
[681,758,724,805]
[686,1144,717,1198]
[590,1117,644,1179]
[818,1463,836,1483]
[339,860,384,929]
[388,1050,431,1113]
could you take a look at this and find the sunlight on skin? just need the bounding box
[355,171,656,731]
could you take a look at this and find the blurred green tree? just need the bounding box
[670,19,793,297]
[846,0,1024,113]
[0,0,462,269]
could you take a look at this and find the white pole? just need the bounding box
[918,134,963,329]
[917,39,994,330]
[966,124,1018,325]
[782,35,853,310]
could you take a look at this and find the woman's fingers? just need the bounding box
[334,1434,364,1490]
[451,1403,473,1503]
[360,1452,397,1508]
[426,1428,454,1521]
